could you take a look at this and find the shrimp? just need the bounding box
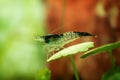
[36,31,96,58]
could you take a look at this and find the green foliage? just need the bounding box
[102,67,120,80]
[47,42,94,62]
[81,41,120,58]
[36,68,51,80]
[80,41,120,80]
[0,0,46,79]
[47,42,94,80]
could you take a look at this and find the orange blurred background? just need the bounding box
[45,0,120,80]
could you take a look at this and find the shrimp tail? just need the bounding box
[35,36,45,42]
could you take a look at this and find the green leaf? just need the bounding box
[47,42,94,62]
[102,67,120,80]
[81,41,120,58]
[35,68,51,80]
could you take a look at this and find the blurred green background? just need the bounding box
[0,0,47,80]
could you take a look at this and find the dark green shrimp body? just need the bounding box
[44,34,62,43]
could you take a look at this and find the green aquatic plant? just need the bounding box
[81,41,120,80]
[36,68,51,80]
[47,42,94,80]
[102,66,120,80]
[81,41,120,68]
[47,42,94,62]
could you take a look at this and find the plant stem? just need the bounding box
[69,55,80,80]
[61,1,79,79]
[108,50,115,69]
